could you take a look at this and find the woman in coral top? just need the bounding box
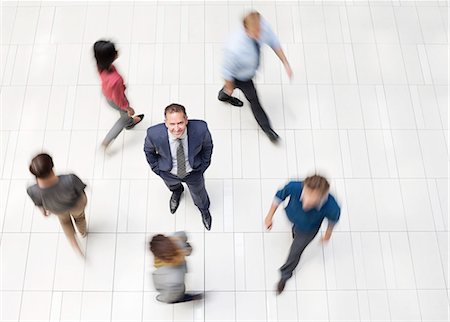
[93,40,144,149]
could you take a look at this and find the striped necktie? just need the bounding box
[176,138,187,178]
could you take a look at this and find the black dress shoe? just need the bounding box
[265,129,280,143]
[277,278,287,295]
[218,89,244,107]
[170,185,184,214]
[126,114,144,130]
[200,209,212,231]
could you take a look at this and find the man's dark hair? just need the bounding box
[164,103,187,118]
[29,153,54,178]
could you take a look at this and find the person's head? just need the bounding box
[243,11,261,40]
[164,103,188,139]
[302,175,330,211]
[149,234,178,261]
[29,153,54,179]
[93,40,118,71]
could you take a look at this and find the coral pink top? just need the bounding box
[99,65,129,110]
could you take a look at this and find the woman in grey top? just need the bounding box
[149,231,203,303]
[27,153,88,257]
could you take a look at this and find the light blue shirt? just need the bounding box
[168,129,192,176]
[221,17,281,81]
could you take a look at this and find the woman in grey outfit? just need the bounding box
[149,231,203,303]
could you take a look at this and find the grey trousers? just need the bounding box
[102,100,134,146]
[280,227,320,281]
[159,171,210,211]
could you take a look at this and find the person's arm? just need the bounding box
[199,127,213,172]
[261,17,293,79]
[264,182,294,230]
[143,133,160,175]
[264,201,280,230]
[321,222,335,242]
[322,201,340,243]
[273,47,293,79]
[111,78,135,116]
[221,50,238,95]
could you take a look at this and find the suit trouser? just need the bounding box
[159,171,210,211]
[102,100,134,146]
[233,79,272,133]
[55,193,88,239]
[280,227,320,281]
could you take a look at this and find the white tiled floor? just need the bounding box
[0,1,449,321]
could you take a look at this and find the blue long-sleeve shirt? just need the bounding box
[221,17,281,82]
[275,181,341,232]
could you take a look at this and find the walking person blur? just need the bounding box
[93,40,144,149]
[26,153,88,257]
[149,231,203,303]
[218,11,293,143]
[264,175,341,294]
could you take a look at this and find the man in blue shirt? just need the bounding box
[218,11,293,143]
[264,175,341,294]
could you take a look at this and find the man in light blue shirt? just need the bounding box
[218,11,293,143]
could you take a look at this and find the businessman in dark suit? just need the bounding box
[144,104,213,230]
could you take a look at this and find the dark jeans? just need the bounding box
[159,170,210,211]
[220,79,272,133]
[280,227,320,281]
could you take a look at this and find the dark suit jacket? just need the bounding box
[144,120,213,175]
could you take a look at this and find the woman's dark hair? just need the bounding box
[149,234,179,262]
[93,40,117,71]
[29,153,54,178]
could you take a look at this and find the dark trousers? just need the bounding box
[232,79,273,133]
[280,227,320,281]
[159,171,210,211]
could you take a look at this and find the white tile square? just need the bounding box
[327,290,360,322]
[20,291,52,322]
[388,290,421,322]
[23,233,58,290]
[391,130,425,177]
[297,291,329,322]
[10,6,40,44]
[0,234,29,290]
[0,291,22,322]
[418,289,450,322]
[346,6,375,43]
[303,44,332,84]
[345,179,379,231]
[409,232,446,289]
[235,292,267,321]
[113,234,146,291]
[111,292,143,322]
[51,6,85,44]
[204,292,235,322]
[372,179,407,231]
[394,6,424,44]
[205,233,235,291]
[80,291,112,322]
[83,234,116,291]
[371,5,399,43]
[353,44,382,84]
